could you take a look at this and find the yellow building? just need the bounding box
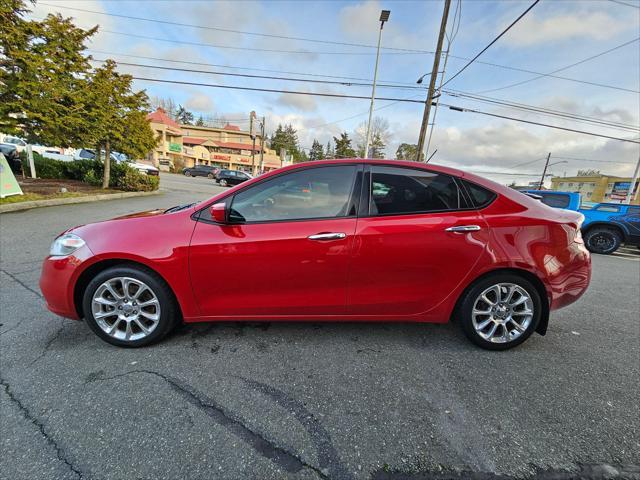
[551,174,639,205]
[146,108,282,173]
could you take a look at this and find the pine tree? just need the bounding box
[270,123,303,161]
[176,105,194,125]
[396,143,422,161]
[325,141,335,159]
[309,139,324,161]
[195,115,205,126]
[333,132,356,158]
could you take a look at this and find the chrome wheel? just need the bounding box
[471,283,533,344]
[91,276,161,342]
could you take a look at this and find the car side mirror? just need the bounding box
[209,202,228,223]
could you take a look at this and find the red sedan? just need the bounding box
[40,160,591,350]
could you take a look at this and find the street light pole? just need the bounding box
[416,0,451,161]
[364,10,390,159]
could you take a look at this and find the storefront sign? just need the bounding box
[168,142,182,152]
[611,181,638,201]
[213,154,231,161]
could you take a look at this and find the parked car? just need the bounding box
[0,143,22,174]
[215,169,252,187]
[0,135,27,152]
[40,160,591,350]
[525,190,640,254]
[72,149,159,176]
[183,165,219,178]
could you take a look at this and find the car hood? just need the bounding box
[129,161,158,171]
[112,209,166,219]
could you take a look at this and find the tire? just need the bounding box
[207,173,214,179]
[184,171,191,176]
[219,179,228,187]
[457,273,542,351]
[82,265,179,347]
[584,227,621,254]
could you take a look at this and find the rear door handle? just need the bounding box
[445,225,481,233]
[308,232,346,241]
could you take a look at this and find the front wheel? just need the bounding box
[458,274,541,350]
[184,171,191,176]
[207,173,214,179]
[82,266,179,347]
[219,179,228,187]
[584,227,621,254]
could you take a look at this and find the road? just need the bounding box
[1,173,639,480]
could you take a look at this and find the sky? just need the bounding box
[29,0,640,185]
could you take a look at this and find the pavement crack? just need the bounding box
[0,268,43,298]
[0,378,85,480]
[28,320,66,367]
[86,370,328,479]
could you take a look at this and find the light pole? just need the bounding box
[364,9,390,159]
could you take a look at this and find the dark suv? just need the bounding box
[183,165,219,179]
[215,169,252,187]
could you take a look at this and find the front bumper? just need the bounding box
[39,245,95,320]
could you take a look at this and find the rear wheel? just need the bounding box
[207,173,214,179]
[82,266,179,347]
[458,274,541,350]
[584,227,621,254]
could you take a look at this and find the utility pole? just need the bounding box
[416,0,451,162]
[259,116,265,174]
[364,10,390,159]
[249,111,257,175]
[539,152,551,189]
[625,154,640,204]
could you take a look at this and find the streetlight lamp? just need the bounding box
[364,9,390,159]
[539,160,567,189]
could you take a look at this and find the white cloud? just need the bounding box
[505,11,632,47]
[184,93,215,112]
[276,93,318,112]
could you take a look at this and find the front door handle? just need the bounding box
[308,232,346,241]
[445,225,481,233]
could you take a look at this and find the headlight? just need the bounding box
[50,233,85,256]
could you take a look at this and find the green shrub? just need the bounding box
[19,152,158,192]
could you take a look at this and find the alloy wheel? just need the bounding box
[91,276,161,341]
[471,283,534,344]
[589,232,614,253]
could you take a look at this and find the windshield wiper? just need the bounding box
[164,203,196,213]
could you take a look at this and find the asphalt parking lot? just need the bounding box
[1,173,639,480]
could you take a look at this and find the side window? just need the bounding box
[595,205,621,213]
[369,166,466,215]
[229,165,357,222]
[462,180,497,208]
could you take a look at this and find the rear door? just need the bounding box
[347,165,489,316]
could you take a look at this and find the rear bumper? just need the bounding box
[548,242,592,310]
[39,245,95,320]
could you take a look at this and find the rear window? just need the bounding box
[537,193,571,209]
[462,180,496,208]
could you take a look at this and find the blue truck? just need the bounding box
[524,190,640,254]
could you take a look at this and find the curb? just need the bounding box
[0,190,162,213]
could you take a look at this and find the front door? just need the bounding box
[189,164,361,317]
[348,165,489,316]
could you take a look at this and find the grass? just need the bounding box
[0,191,88,205]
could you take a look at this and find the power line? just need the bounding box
[91,58,428,91]
[38,2,434,54]
[551,155,637,165]
[132,75,640,144]
[476,37,640,94]
[97,29,425,56]
[442,0,540,87]
[88,50,422,86]
[131,76,428,103]
[609,0,640,8]
[33,8,636,93]
[440,103,640,144]
[443,90,640,132]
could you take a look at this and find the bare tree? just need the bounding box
[354,116,390,158]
